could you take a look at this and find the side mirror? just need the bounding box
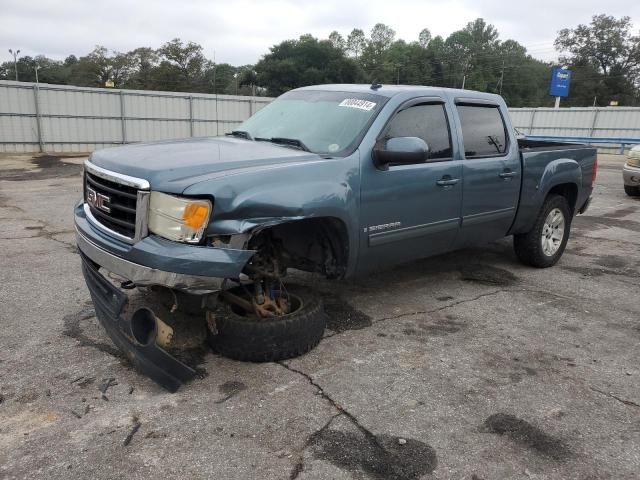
[373,137,430,168]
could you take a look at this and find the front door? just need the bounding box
[455,103,521,246]
[358,99,463,272]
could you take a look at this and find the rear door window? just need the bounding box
[456,105,508,158]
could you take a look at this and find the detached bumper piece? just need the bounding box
[81,254,196,392]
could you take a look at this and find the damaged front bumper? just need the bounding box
[81,254,195,392]
[75,203,255,391]
[75,203,255,292]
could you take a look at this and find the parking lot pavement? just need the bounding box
[0,152,638,479]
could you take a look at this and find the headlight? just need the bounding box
[628,146,640,166]
[148,192,212,243]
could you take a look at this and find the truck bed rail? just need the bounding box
[525,135,640,154]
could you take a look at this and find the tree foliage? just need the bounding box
[254,34,365,96]
[555,14,640,105]
[1,14,638,106]
[346,29,367,59]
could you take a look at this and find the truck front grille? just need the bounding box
[83,161,150,242]
[85,171,138,238]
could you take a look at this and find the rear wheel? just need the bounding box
[207,284,326,362]
[514,194,571,268]
[624,185,640,196]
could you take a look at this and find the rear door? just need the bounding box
[454,101,521,246]
[358,98,463,271]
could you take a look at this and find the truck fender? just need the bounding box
[509,158,581,235]
[209,180,354,232]
[202,180,357,276]
[538,158,582,200]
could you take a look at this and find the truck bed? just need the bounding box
[509,139,597,235]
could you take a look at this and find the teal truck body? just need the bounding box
[75,84,597,390]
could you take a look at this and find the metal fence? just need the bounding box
[2,80,640,154]
[509,107,640,153]
[0,80,273,153]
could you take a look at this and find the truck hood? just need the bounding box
[88,136,324,193]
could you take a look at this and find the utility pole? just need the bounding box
[211,50,217,93]
[213,50,219,136]
[461,75,466,89]
[498,60,505,95]
[34,64,40,85]
[396,65,400,85]
[8,48,20,81]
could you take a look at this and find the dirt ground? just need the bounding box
[0,152,638,480]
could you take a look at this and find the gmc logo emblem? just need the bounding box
[86,186,111,213]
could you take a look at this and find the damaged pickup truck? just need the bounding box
[75,84,597,391]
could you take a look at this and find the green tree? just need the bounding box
[254,34,365,96]
[419,28,432,48]
[495,40,549,107]
[124,47,159,89]
[157,38,207,91]
[346,28,366,59]
[329,31,346,52]
[443,18,500,90]
[360,23,396,81]
[555,14,640,105]
[0,55,71,84]
[204,63,237,94]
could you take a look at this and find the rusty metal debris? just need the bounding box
[123,420,141,447]
[220,279,291,319]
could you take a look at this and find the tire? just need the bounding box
[207,285,326,362]
[513,194,571,268]
[624,185,640,196]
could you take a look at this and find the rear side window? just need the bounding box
[456,105,508,158]
[385,103,452,160]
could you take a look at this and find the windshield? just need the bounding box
[237,90,386,156]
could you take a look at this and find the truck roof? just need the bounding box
[296,83,503,102]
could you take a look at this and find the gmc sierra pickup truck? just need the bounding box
[75,84,597,391]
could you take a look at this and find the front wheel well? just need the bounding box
[547,183,578,215]
[246,217,349,279]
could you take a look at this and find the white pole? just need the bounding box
[554,96,561,109]
[461,75,466,89]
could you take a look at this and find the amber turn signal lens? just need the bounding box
[182,203,210,229]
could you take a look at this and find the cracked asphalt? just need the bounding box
[1,152,639,480]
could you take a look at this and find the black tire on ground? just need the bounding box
[624,185,640,196]
[513,194,572,268]
[207,285,326,362]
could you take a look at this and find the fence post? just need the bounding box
[528,109,537,135]
[33,85,44,153]
[588,108,600,145]
[215,94,219,136]
[119,91,127,144]
[189,96,194,137]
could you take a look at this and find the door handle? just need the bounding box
[436,177,460,187]
[499,170,516,179]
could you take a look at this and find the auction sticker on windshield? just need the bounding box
[339,99,377,111]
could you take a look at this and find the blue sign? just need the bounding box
[549,67,571,97]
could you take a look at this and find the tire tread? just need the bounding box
[514,194,571,268]
[207,286,326,362]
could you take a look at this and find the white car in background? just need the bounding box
[623,145,640,196]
